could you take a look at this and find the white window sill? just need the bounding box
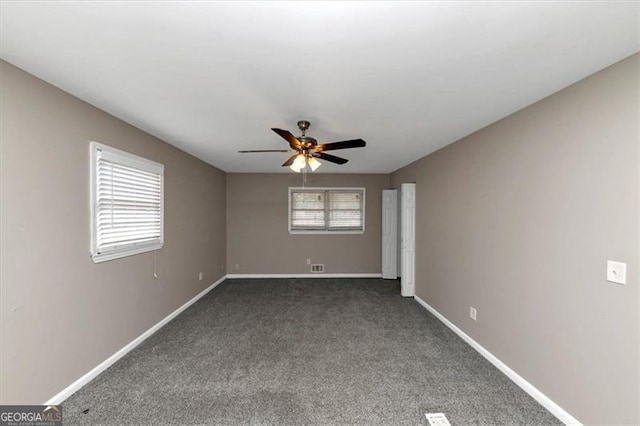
[289,230,365,235]
[91,243,163,263]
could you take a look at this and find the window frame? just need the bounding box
[90,141,164,263]
[288,187,366,235]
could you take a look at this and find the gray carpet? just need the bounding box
[62,278,560,425]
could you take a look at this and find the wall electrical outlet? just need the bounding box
[198,272,203,281]
[306,258,311,265]
[469,306,477,321]
[234,264,240,270]
[607,261,627,285]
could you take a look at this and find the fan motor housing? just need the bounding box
[298,135,317,148]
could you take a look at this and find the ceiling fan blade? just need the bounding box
[272,128,303,150]
[313,152,349,165]
[315,139,366,152]
[238,150,290,153]
[282,154,298,167]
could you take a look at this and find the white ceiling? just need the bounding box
[1,2,638,173]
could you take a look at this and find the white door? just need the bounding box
[401,183,416,297]
[381,189,398,279]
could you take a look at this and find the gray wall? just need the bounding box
[3,52,638,424]
[0,61,227,404]
[391,54,639,424]
[226,173,389,274]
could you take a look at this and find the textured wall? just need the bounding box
[391,54,639,424]
[226,173,389,274]
[0,61,227,404]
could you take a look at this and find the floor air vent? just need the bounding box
[425,413,451,426]
[310,264,324,273]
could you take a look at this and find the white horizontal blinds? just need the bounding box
[291,191,325,229]
[290,189,364,232]
[95,147,163,254]
[328,191,363,230]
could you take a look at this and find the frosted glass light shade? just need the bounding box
[290,154,306,172]
[307,156,321,171]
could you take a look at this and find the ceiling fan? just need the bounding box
[239,120,366,172]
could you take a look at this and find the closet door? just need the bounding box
[401,183,416,297]
[382,189,398,279]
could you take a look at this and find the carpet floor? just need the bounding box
[62,278,560,425]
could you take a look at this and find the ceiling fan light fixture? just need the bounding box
[242,121,366,171]
[307,156,321,171]
[290,154,306,172]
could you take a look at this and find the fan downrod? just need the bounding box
[296,120,317,147]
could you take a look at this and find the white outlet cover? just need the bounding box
[607,261,627,285]
[469,307,477,321]
[425,413,451,426]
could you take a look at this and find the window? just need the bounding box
[90,142,164,263]
[289,187,365,234]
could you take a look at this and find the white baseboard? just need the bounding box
[44,275,227,405]
[226,273,382,279]
[414,295,581,426]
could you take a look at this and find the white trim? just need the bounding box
[226,273,382,279]
[413,295,582,426]
[89,141,165,263]
[91,141,164,174]
[90,243,163,263]
[44,275,227,405]
[288,230,365,235]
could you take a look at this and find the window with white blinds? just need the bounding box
[90,142,164,263]
[289,188,365,233]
